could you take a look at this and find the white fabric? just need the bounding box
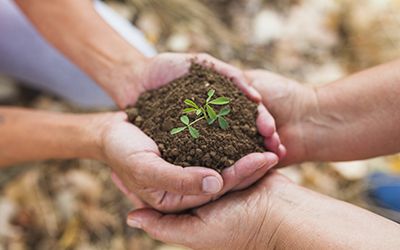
[0,0,156,108]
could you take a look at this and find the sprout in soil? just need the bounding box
[170,89,231,138]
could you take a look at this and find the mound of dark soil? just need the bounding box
[127,63,264,171]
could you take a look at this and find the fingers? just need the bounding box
[257,104,286,160]
[245,69,282,86]
[232,162,272,191]
[245,70,282,105]
[127,208,200,246]
[193,53,261,102]
[257,104,276,137]
[133,152,223,195]
[219,152,278,193]
[278,144,287,160]
[149,152,279,212]
[264,132,281,153]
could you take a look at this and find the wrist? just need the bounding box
[259,176,312,250]
[278,84,321,165]
[82,112,119,161]
[88,111,128,162]
[300,84,345,162]
[248,173,300,249]
[96,51,150,108]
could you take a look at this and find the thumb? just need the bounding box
[136,153,224,195]
[127,208,201,246]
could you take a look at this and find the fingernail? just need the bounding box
[202,176,222,194]
[127,217,142,229]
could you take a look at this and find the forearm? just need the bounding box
[304,59,400,161]
[0,107,109,167]
[268,183,400,250]
[15,0,148,107]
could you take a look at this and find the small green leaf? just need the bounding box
[184,99,199,109]
[207,117,217,125]
[206,105,217,120]
[206,89,215,102]
[195,109,202,116]
[171,127,186,135]
[200,107,208,119]
[218,116,229,129]
[218,107,230,116]
[180,115,190,125]
[183,108,197,114]
[209,97,230,105]
[188,126,200,138]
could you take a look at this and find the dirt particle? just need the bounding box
[134,116,143,126]
[170,148,179,157]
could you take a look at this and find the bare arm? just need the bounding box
[272,180,400,250]
[247,59,400,164]
[14,0,148,108]
[0,107,107,167]
[126,172,400,250]
[310,59,400,161]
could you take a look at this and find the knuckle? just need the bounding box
[175,176,191,193]
[152,198,173,213]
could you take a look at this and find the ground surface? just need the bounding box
[1,0,400,249]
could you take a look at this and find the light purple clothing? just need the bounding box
[0,0,156,108]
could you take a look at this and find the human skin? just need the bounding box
[246,59,400,166]
[13,0,265,109]
[11,0,285,212]
[0,107,281,212]
[127,172,400,250]
[127,59,400,247]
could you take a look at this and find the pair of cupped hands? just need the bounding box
[99,52,311,248]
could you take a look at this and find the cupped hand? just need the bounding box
[101,111,279,212]
[245,70,318,166]
[103,53,285,212]
[126,171,400,250]
[125,171,293,250]
[119,53,262,108]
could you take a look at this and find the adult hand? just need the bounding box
[100,110,279,213]
[125,171,290,250]
[245,70,318,166]
[127,171,400,250]
[247,61,400,164]
[118,53,263,107]
[100,53,287,213]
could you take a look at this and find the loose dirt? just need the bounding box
[127,63,264,171]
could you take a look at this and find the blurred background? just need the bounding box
[1,0,400,249]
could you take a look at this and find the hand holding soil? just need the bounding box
[120,52,263,107]
[128,63,274,171]
[109,53,284,212]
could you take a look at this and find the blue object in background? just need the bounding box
[368,172,400,212]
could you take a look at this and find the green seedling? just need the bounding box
[170,115,200,139]
[171,89,231,138]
